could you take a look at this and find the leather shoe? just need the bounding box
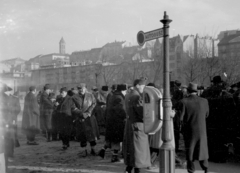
[91,149,96,156]
[27,141,39,145]
[62,145,67,150]
[98,149,105,158]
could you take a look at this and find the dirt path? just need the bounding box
[8,133,129,173]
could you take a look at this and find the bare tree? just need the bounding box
[182,34,221,86]
[151,39,163,85]
[183,58,201,83]
[221,55,240,85]
[101,64,122,86]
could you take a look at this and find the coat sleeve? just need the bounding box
[31,94,40,117]
[12,96,21,121]
[41,93,53,108]
[96,93,106,106]
[132,95,144,121]
[84,93,96,117]
[71,95,80,109]
[70,98,83,118]
[178,100,185,133]
[179,100,185,122]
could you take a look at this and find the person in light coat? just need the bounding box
[123,77,151,173]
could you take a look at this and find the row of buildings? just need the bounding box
[1,30,240,91]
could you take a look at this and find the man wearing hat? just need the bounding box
[105,84,117,119]
[22,86,40,145]
[179,82,209,173]
[202,76,225,99]
[92,86,108,135]
[40,84,54,142]
[54,87,81,149]
[72,83,99,156]
[123,77,151,173]
[171,80,184,155]
[97,84,117,158]
[103,84,127,162]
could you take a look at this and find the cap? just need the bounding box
[117,84,128,91]
[101,86,108,91]
[175,80,181,87]
[29,86,36,91]
[133,77,147,86]
[44,84,51,90]
[77,83,86,89]
[60,87,68,93]
[111,84,117,90]
[187,82,198,92]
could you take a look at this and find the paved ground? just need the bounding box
[4,105,240,173]
[6,131,240,173]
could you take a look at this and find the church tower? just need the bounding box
[59,37,65,54]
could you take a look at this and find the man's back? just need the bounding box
[180,95,209,135]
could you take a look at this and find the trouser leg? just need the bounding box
[199,160,208,172]
[187,160,195,173]
[134,168,142,173]
[26,128,31,141]
[125,166,133,173]
[4,138,14,158]
[27,129,36,142]
[174,130,180,152]
[60,116,72,146]
[111,142,120,161]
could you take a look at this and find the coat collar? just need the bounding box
[114,91,125,99]
[132,89,142,97]
[62,95,70,103]
[188,94,198,98]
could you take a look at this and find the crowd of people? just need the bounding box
[1,75,240,173]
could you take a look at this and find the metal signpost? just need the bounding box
[137,11,174,173]
[137,28,163,46]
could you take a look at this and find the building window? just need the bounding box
[170,55,175,61]
[170,63,175,69]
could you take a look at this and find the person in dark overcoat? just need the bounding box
[55,87,81,149]
[92,86,108,135]
[51,94,62,141]
[123,77,151,173]
[97,84,117,159]
[179,82,209,173]
[105,84,127,162]
[22,86,40,145]
[105,84,117,120]
[40,84,54,142]
[72,83,99,156]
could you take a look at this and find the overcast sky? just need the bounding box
[0,0,239,61]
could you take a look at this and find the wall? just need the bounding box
[29,61,165,91]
